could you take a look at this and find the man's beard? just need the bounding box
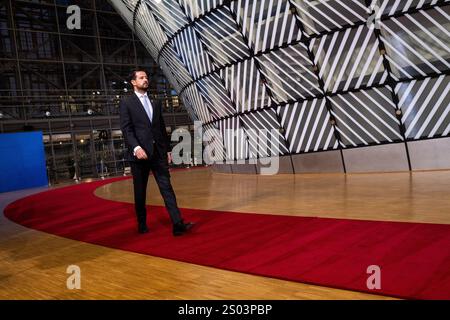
[137,83,148,90]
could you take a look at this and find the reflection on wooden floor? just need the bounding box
[2,168,450,299]
[97,168,450,224]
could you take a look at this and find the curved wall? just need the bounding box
[109,0,450,173]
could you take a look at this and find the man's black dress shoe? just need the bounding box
[138,224,149,234]
[173,221,195,236]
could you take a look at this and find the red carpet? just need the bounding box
[4,176,450,299]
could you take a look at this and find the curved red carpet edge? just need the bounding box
[4,176,450,300]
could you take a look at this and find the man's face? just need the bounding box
[131,71,149,91]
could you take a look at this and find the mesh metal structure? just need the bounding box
[0,0,192,183]
[109,0,450,172]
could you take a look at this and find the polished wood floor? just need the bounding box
[97,168,450,224]
[2,168,450,299]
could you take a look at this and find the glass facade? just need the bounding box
[110,0,450,171]
[0,0,192,183]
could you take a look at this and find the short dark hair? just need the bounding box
[129,69,148,82]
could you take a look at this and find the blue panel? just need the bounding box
[0,131,48,193]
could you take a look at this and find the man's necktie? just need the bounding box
[141,95,153,123]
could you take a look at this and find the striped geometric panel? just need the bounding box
[203,122,226,162]
[122,0,139,11]
[380,6,450,80]
[112,0,137,28]
[179,90,199,121]
[194,7,251,67]
[311,25,388,93]
[220,58,271,113]
[133,25,160,61]
[183,101,199,122]
[180,84,212,123]
[291,0,369,36]
[256,42,321,103]
[158,45,193,88]
[374,0,450,16]
[230,0,303,53]
[158,60,182,93]
[144,0,189,37]
[217,116,248,160]
[179,0,225,19]
[112,0,450,168]
[396,75,450,139]
[278,99,339,153]
[329,87,404,147]
[118,0,139,13]
[179,89,199,122]
[172,27,214,79]
[136,1,168,52]
[240,109,289,157]
[196,73,236,119]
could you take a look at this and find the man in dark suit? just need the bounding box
[119,69,194,236]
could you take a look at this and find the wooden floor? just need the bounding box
[2,168,450,299]
[98,168,450,224]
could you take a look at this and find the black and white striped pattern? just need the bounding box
[196,73,236,119]
[179,0,225,19]
[159,46,194,90]
[133,24,160,61]
[203,122,226,161]
[329,87,403,147]
[396,75,450,139]
[158,60,185,93]
[121,0,139,12]
[111,0,450,161]
[181,84,211,123]
[311,25,388,93]
[278,99,339,153]
[144,0,189,36]
[372,0,450,16]
[220,58,271,113]
[240,109,290,157]
[380,6,450,80]
[217,117,248,160]
[230,0,303,53]
[291,0,369,35]
[172,27,214,79]
[136,2,169,53]
[256,42,321,102]
[194,7,251,67]
[181,99,199,122]
[110,0,136,27]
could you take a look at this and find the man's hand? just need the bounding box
[135,147,148,160]
[167,152,173,164]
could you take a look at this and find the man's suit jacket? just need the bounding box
[119,93,169,162]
